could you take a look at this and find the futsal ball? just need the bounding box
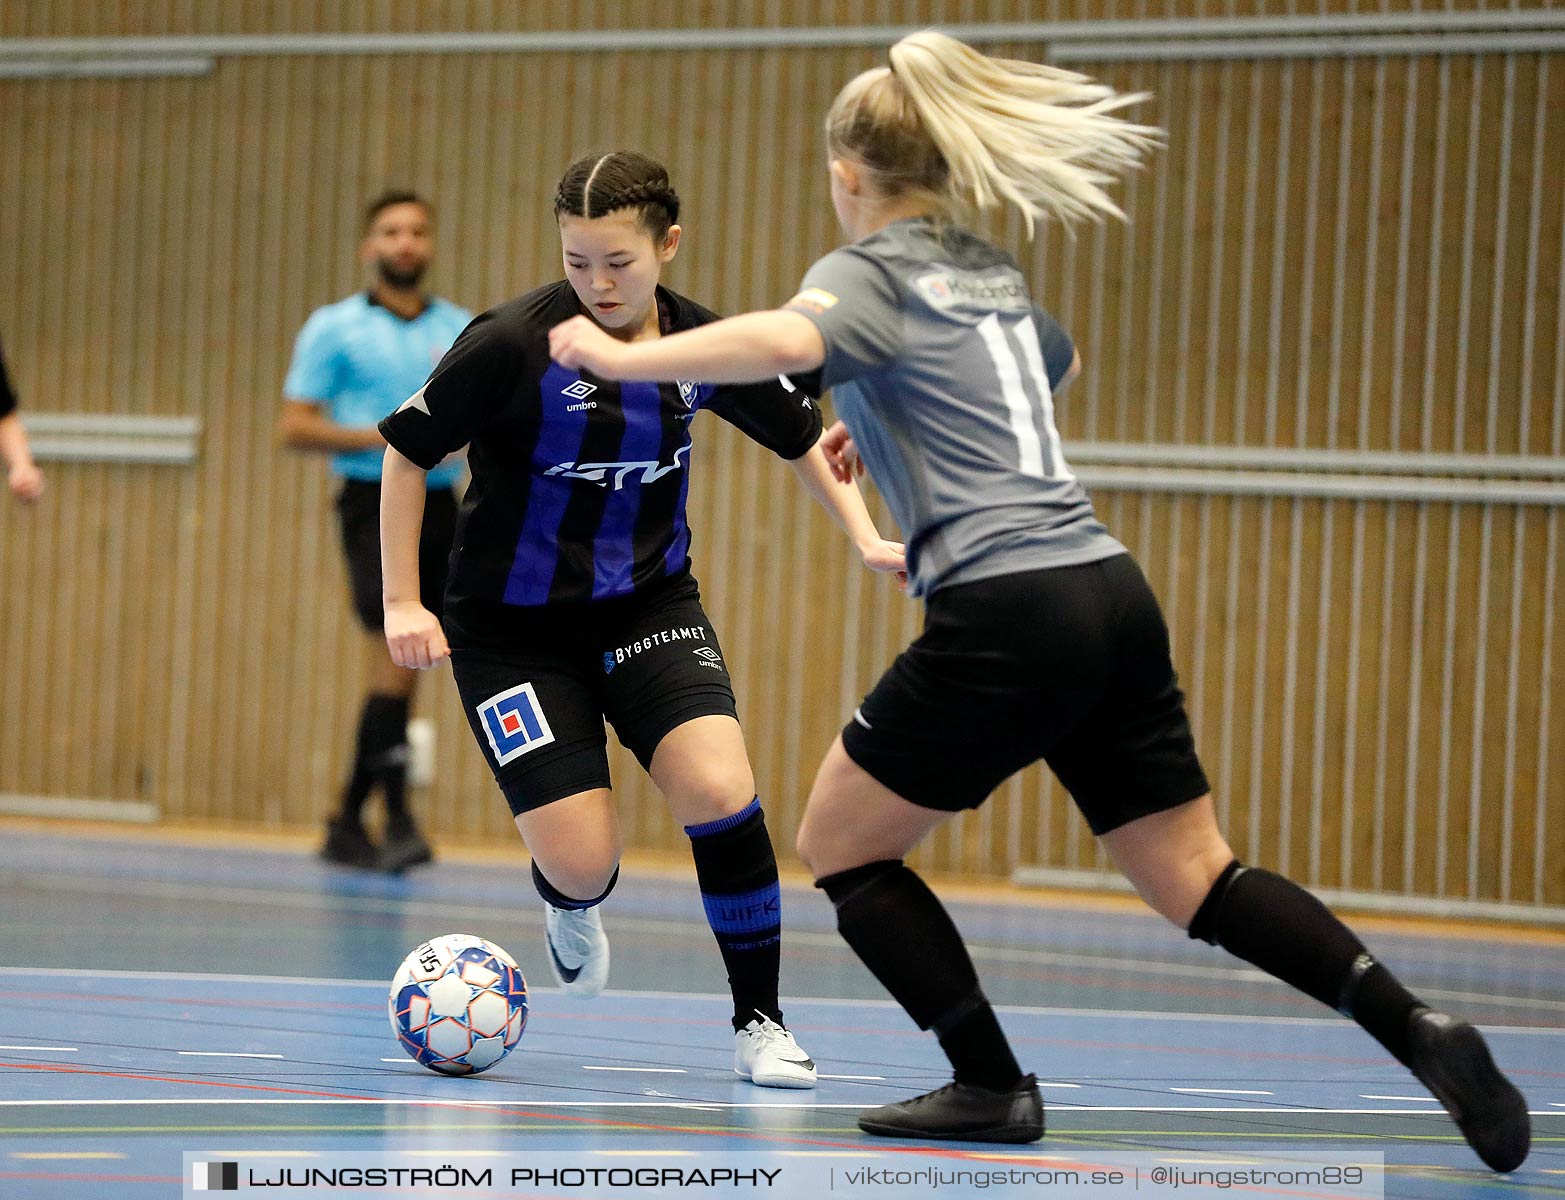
[388,934,528,1075]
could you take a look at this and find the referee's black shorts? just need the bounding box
[841,553,1210,836]
[448,572,739,817]
[336,478,458,632]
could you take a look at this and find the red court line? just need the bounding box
[0,1062,379,1101]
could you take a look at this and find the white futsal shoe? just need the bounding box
[734,1013,817,1089]
[543,903,610,997]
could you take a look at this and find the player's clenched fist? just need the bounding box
[384,600,449,670]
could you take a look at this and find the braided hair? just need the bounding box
[553,151,681,243]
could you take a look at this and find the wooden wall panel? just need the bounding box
[0,13,1560,909]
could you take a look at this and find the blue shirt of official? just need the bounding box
[283,293,472,487]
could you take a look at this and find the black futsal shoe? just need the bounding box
[320,815,378,869]
[858,1074,1044,1143]
[1408,1007,1530,1172]
[379,819,435,873]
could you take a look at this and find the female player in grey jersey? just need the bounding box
[549,32,1529,1170]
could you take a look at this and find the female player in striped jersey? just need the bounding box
[548,34,1530,1170]
[379,151,905,1087]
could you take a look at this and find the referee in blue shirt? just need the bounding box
[280,190,473,871]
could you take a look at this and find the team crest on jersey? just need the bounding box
[603,652,617,675]
[677,379,700,409]
[476,682,556,766]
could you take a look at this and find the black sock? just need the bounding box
[818,860,1023,1091]
[685,799,783,1031]
[1189,861,1423,1066]
[373,695,412,825]
[339,694,408,822]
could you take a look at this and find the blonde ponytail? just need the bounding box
[828,30,1161,235]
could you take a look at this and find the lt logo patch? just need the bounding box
[476,682,556,766]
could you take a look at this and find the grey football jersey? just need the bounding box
[786,217,1124,598]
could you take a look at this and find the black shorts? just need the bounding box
[449,572,739,816]
[841,554,1210,836]
[336,479,458,632]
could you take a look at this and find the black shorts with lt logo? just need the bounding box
[449,571,738,816]
[841,553,1211,836]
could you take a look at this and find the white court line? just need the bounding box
[177,1052,284,1059]
[3,963,1561,1025]
[817,1074,884,1081]
[1553,1102,1565,1107]
[7,896,1563,1016]
[1038,1083,1082,1090]
[1169,1088,1275,1095]
[581,1066,687,1074]
[0,1097,1559,1115]
[0,1045,78,1052]
[1360,1094,1440,1102]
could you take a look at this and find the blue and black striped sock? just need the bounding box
[685,798,783,1031]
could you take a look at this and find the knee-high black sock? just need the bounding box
[340,694,409,822]
[818,860,1023,1092]
[1189,861,1424,1067]
[686,799,784,1031]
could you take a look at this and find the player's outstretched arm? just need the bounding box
[549,310,824,384]
[380,446,449,670]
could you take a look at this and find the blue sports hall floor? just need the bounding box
[0,819,1560,1198]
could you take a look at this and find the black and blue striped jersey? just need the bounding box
[380,281,822,644]
[0,336,16,419]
